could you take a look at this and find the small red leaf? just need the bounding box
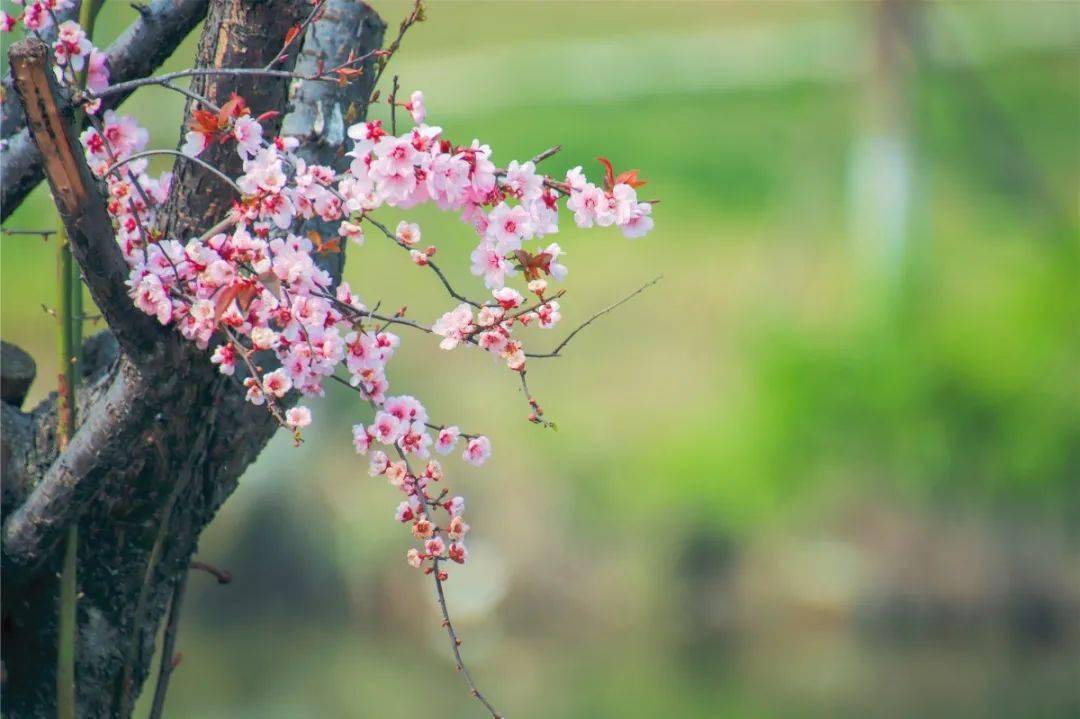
[283,24,301,49]
[596,156,615,192]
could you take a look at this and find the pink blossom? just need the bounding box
[210,343,236,376]
[447,515,470,541]
[620,201,654,238]
[426,152,471,210]
[86,49,109,92]
[407,90,426,124]
[339,220,364,245]
[477,330,508,354]
[503,160,542,202]
[492,287,523,309]
[541,243,568,281]
[0,12,15,33]
[262,368,292,398]
[567,183,613,228]
[485,202,532,250]
[352,424,372,454]
[536,300,561,329]
[431,303,474,350]
[470,240,514,289]
[53,21,92,70]
[424,536,446,558]
[448,542,468,564]
[447,496,465,516]
[395,220,421,245]
[181,130,209,158]
[435,426,460,455]
[371,411,405,444]
[285,406,312,429]
[23,2,50,31]
[462,436,491,466]
[232,115,263,160]
[369,451,390,476]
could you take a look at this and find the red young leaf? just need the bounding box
[614,169,647,189]
[213,285,240,323]
[596,156,615,192]
[283,23,301,49]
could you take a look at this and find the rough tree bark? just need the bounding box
[0,2,385,716]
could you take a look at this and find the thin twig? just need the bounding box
[264,0,327,71]
[189,560,232,584]
[530,144,562,165]
[362,215,484,308]
[148,571,188,719]
[433,561,504,719]
[2,227,57,238]
[103,150,242,194]
[87,53,381,102]
[526,275,662,358]
[389,74,400,135]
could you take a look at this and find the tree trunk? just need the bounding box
[0,2,384,716]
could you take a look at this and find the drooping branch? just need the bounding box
[1,0,209,220]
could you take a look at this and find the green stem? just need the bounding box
[56,226,78,719]
[57,4,98,713]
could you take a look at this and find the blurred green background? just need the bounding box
[3,1,1080,717]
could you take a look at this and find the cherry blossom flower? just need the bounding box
[232,115,264,160]
[424,536,446,558]
[503,160,543,202]
[407,90,426,124]
[86,49,109,93]
[210,344,236,376]
[352,424,372,454]
[285,406,312,429]
[470,240,514,289]
[53,21,92,70]
[395,220,421,245]
[262,368,293,398]
[492,287,523,309]
[540,243,568,282]
[448,542,468,564]
[447,496,466,517]
[462,436,491,466]
[447,515,469,541]
[486,202,532,249]
[435,426,461,455]
[22,2,51,31]
[432,303,474,350]
[620,201,654,238]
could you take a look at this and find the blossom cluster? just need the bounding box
[2,0,72,33]
[6,10,654,578]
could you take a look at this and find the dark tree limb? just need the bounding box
[1,339,37,407]
[1,0,209,220]
[0,2,384,716]
[7,38,167,362]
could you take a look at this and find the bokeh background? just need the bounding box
[3,1,1080,717]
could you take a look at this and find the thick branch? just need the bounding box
[7,38,166,361]
[284,0,386,278]
[1,0,209,220]
[2,359,150,573]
